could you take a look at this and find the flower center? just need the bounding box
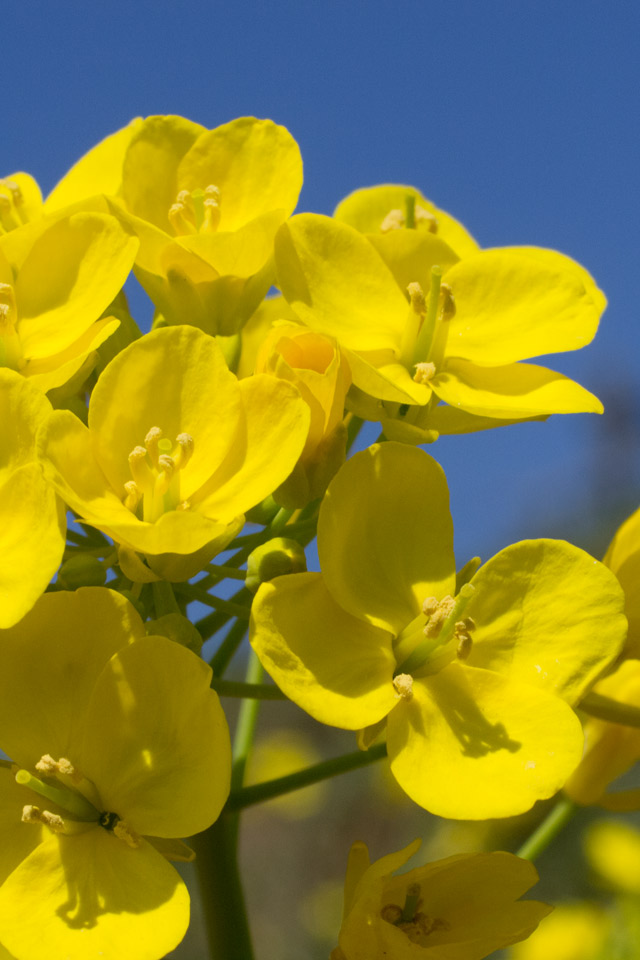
[123,426,195,522]
[0,282,24,371]
[393,584,476,678]
[168,185,221,236]
[380,195,439,234]
[0,178,29,234]
[15,754,140,846]
[381,882,451,947]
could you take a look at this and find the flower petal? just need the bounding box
[79,636,230,838]
[0,589,145,768]
[15,213,138,360]
[250,572,398,730]
[177,117,303,231]
[275,214,407,352]
[431,358,603,418]
[0,831,189,960]
[387,663,584,818]
[318,443,456,634]
[445,248,604,364]
[0,767,44,886]
[0,369,52,482]
[464,539,627,704]
[0,464,65,628]
[604,504,640,657]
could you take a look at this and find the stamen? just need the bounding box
[113,820,141,848]
[399,280,429,367]
[128,446,154,491]
[15,769,99,821]
[145,427,163,467]
[424,596,455,638]
[400,883,422,923]
[393,673,414,701]
[414,205,439,233]
[395,584,476,676]
[21,805,65,833]
[411,266,442,368]
[174,433,195,469]
[380,208,405,233]
[381,903,403,924]
[123,480,141,512]
[413,361,436,384]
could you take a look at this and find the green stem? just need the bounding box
[209,618,249,675]
[580,692,640,728]
[231,652,264,791]
[173,583,251,620]
[152,581,180,618]
[205,563,247,581]
[191,814,255,960]
[226,742,388,812]
[515,797,578,861]
[211,679,286,700]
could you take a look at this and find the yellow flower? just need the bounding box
[331,838,551,959]
[507,902,609,960]
[564,660,640,810]
[251,443,626,818]
[0,588,231,960]
[0,370,65,627]
[0,209,138,392]
[38,325,309,580]
[274,213,604,439]
[603,503,640,657]
[254,321,351,507]
[334,183,480,259]
[47,115,303,336]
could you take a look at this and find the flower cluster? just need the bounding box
[0,114,638,960]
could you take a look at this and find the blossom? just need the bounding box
[274,213,605,439]
[250,442,626,818]
[254,320,351,506]
[46,115,303,335]
[0,588,231,960]
[330,838,551,959]
[602,502,640,657]
[38,324,309,580]
[0,369,65,627]
[0,209,138,392]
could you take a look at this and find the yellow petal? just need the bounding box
[318,443,455,634]
[121,115,206,232]
[387,663,584,818]
[0,369,52,482]
[44,118,144,212]
[21,316,120,394]
[0,767,44,886]
[15,212,138,359]
[275,214,407,352]
[367,228,460,293]
[250,572,398,730]
[79,636,230,837]
[464,539,627,704]
[445,248,604,364]
[333,184,480,258]
[424,403,547,436]
[0,464,65,628]
[192,373,310,520]
[1,172,43,226]
[604,504,640,657]
[177,116,303,231]
[0,832,189,960]
[179,208,285,276]
[431,358,603,418]
[0,589,145,768]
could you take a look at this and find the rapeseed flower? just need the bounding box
[0,588,231,960]
[46,115,303,335]
[274,213,604,439]
[251,443,626,818]
[331,838,551,959]
[0,210,137,392]
[38,324,309,580]
[0,370,65,627]
[602,502,640,657]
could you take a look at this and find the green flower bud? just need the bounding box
[146,612,203,656]
[58,554,106,590]
[246,537,307,594]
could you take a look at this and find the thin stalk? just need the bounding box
[173,583,250,620]
[209,619,249,676]
[515,797,578,861]
[226,742,388,812]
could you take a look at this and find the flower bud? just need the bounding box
[246,537,307,594]
[57,554,106,590]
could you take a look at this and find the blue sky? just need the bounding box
[6,0,640,561]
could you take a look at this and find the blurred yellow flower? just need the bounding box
[331,839,551,959]
[603,503,640,658]
[507,902,609,960]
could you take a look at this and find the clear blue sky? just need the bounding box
[6,0,640,561]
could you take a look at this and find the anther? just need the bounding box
[144,427,163,467]
[21,805,65,833]
[123,480,141,512]
[1,179,22,205]
[393,673,414,701]
[440,282,456,320]
[128,446,154,490]
[423,596,455,639]
[380,208,405,233]
[413,361,436,384]
[381,904,403,924]
[407,282,426,314]
[414,205,438,233]
[114,820,141,848]
[422,597,439,616]
[174,433,194,469]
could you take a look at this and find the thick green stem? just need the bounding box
[152,581,180,617]
[191,814,255,960]
[515,796,578,861]
[211,679,286,700]
[231,652,264,791]
[209,618,249,675]
[226,742,388,812]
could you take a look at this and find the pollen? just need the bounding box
[423,596,455,638]
[413,361,436,384]
[393,673,414,700]
[407,282,426,314]
[123,428,195,521]
[380,208,405,233]
[168,185,221,235]
[439,282,456,321]
[114,820,141,849]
